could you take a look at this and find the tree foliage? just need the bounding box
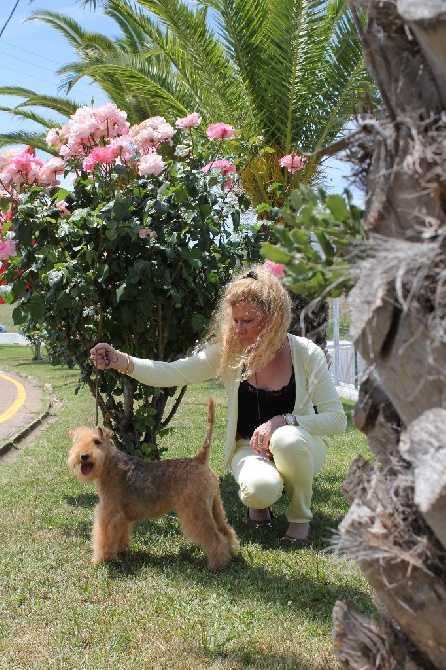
[262,185,365,299]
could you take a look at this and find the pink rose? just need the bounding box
[46,103,130,160]
[37,157,65,186]
[0,148,22,170]
[46,128,64,150]
[55,201,71,217]
[138,151,165,176]
[202,159,236,188]
[1,149,43,188]
[130,117,175,152]
[138,227,157,239]
[278,152,307,174]
[81,138,132,173]
[264,260,285,277]
[0,239,16,260]
[176,112,201,129]
[206,122,235,140]
[202,159,236,176]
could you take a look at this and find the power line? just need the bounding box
[0,63,109,105]
[0,47,69,77]
[0,38,72,67]
[0,0,24,40]
[0,40,109,104]
[1,63,65,88]
[0,11,112,106]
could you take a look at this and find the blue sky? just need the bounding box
[0,0,362,201]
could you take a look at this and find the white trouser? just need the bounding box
[231,425,326,523]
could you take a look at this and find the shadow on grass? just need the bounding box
[218,473,348,549]
[65,493,97,508]
[198,647,327,670]
[200,643,326,670]
[98,526,374,625]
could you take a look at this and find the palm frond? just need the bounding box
[0,89,80,117]
[25,10,92,52]
[125,0,249,122]
[0,131,56,154]
[106,0,154,50]
[0,106,64,130]
[0,87,77,112]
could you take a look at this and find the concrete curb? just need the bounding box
[0,390,55,460]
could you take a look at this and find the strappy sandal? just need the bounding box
[247,508,274,531]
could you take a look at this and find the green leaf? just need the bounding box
[256,203,271,214]
[273,226,294,249]
[12,305,26,325]
[1,219,13,235]
[29,299,45,320]
[326,195,349,222]
[116,283,126,303]
[289,189,303,211]
[290,228,311,246]
[174,184,188,203]
[0,284,13,303]
[261,242,291,264]
[0,197,13,213]
[314,231,335,261]
[54,188,69,202]
[191,313,207,331]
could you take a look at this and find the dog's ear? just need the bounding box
[96,426,113,440]
[69,428,78,439]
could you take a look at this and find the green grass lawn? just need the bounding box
[0,345,373,670]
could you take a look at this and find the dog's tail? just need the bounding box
[195,397,215,464]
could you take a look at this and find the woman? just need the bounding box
[90,263,346,546]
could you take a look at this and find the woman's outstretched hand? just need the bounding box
[90,343,121,370]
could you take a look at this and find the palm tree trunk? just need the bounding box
[332,1,446,667]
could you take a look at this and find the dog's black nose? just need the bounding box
[80,453,89,462]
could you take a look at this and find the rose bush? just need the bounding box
[0,103,269,457]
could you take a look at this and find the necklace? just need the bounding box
[254,372,261,423]
[254,371,274,461]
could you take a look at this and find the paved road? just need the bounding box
[0,370,44,448]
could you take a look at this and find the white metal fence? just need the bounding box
[327,339,366,389]
[327,297,365,391]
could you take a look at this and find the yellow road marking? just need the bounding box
[0,372,26,423]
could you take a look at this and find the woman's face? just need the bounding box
[231,302,265,348]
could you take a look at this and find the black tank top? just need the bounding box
[237,371,296,439]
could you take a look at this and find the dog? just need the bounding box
[67,397,239,570]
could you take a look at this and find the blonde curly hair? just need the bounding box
[203,263,292,380]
